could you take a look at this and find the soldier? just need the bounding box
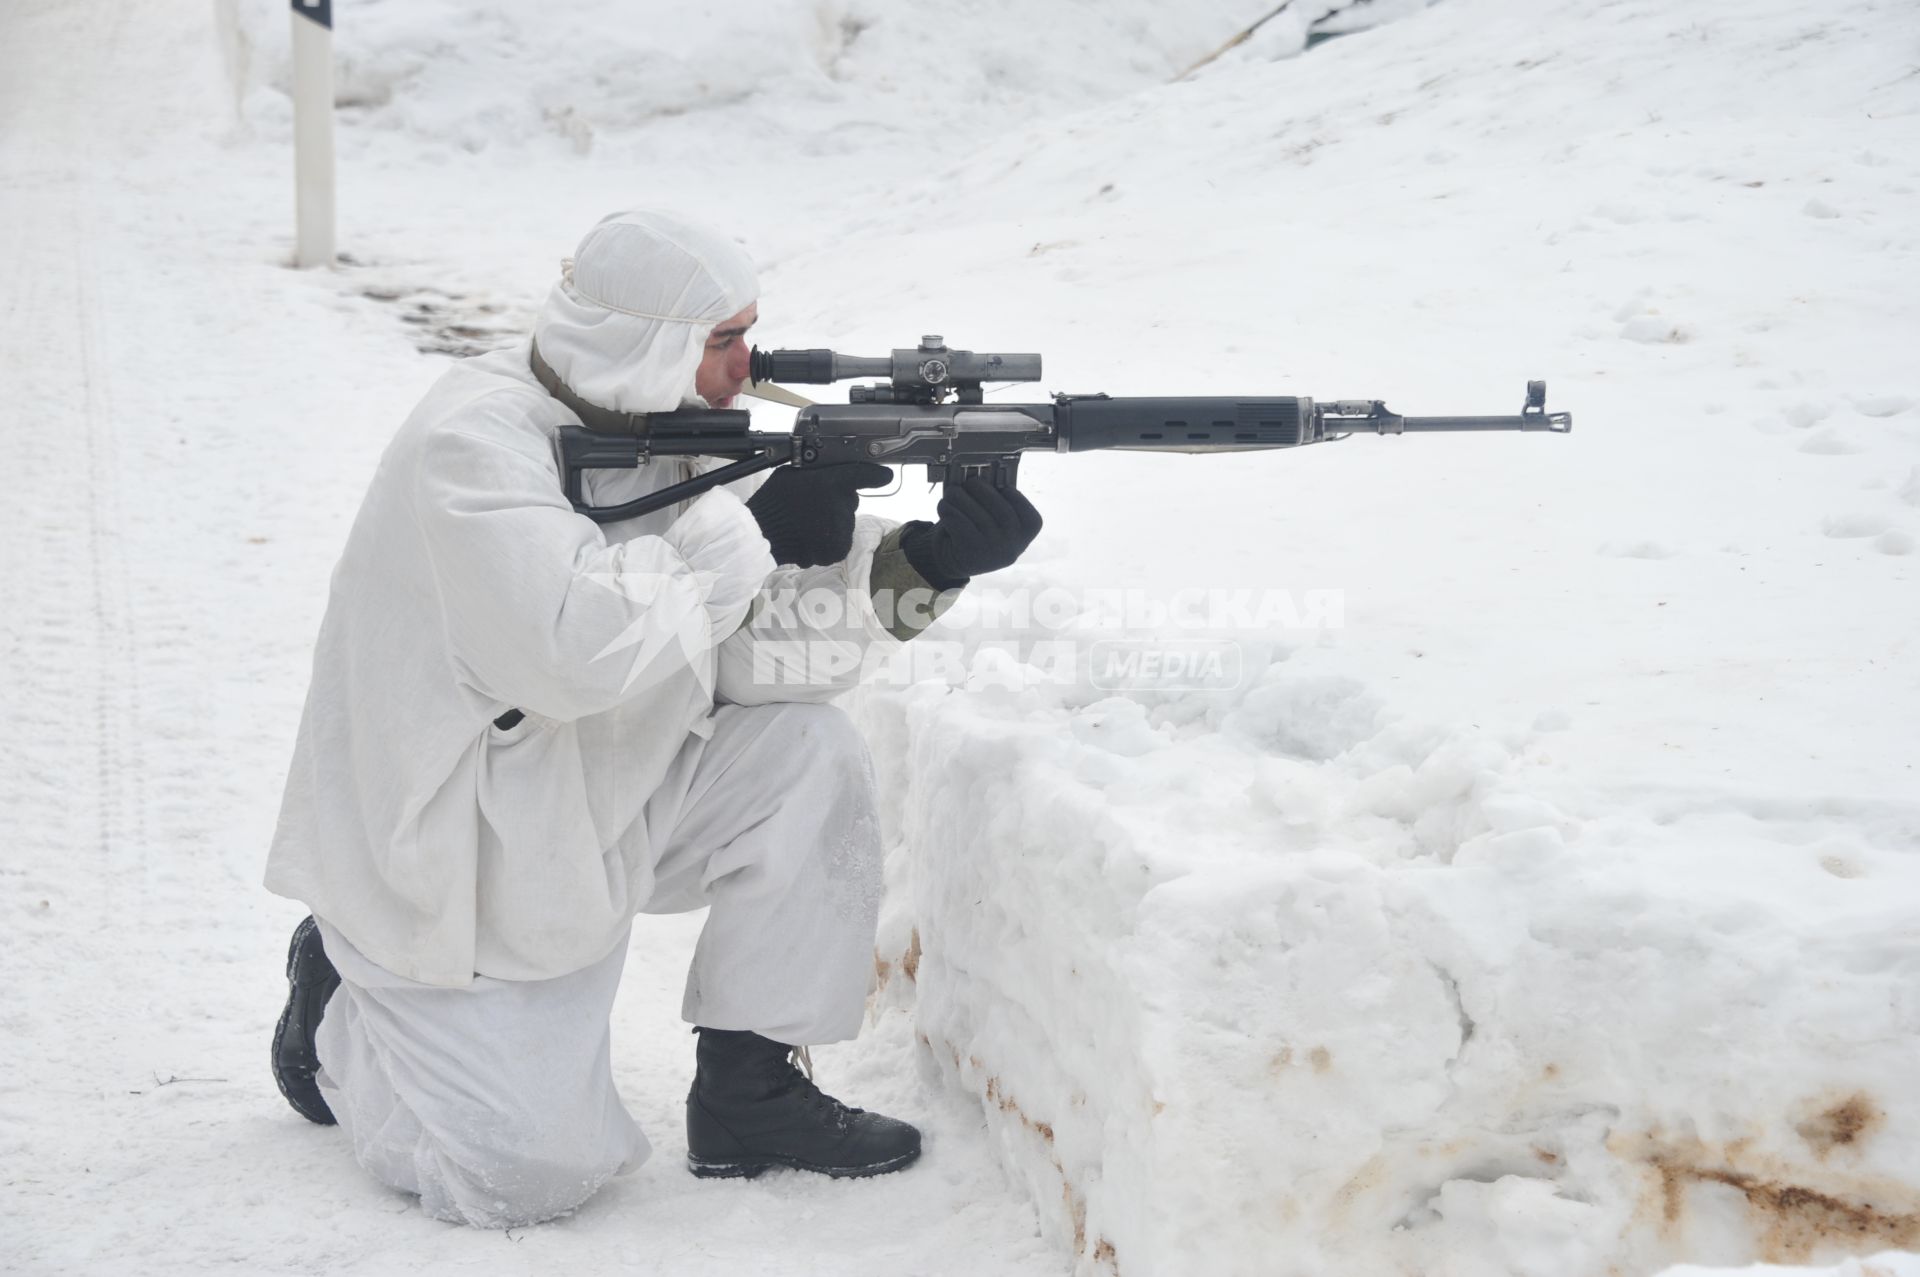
[265,209,1041,1228]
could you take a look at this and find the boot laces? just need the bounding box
[783,1049,864,1133]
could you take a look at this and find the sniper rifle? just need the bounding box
[551,336,1572,524]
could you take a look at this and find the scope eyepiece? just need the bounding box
[749,347,838,386]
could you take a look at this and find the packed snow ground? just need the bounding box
[3,0,1917,1274]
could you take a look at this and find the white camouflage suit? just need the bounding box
[264,211,935,1227]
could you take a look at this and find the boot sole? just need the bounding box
[686,1145,922,1180]
[271,916,339,1126]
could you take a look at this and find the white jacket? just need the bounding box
[264,340,905,985]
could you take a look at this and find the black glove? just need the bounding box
[745,462,894,568]
[898,478,1044,591]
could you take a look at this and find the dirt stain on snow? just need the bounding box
[1265,1044,1333,1076]
[1796,1093,1883,1158]
[902,927,922,981]
[1617,1116,1919,1263]
[876,929,922,992]
[932,1032,1122,1273]
[354,281,524,358]
[982,1072,1057,1148]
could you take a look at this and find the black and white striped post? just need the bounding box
[291,0,335,268]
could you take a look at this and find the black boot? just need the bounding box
[686,1028,921,1179]
[270,916,340,1125]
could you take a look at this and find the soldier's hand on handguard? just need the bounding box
[745,462,895,568]
[898,478,1043,591]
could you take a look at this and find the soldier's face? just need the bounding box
[694,303,758,408]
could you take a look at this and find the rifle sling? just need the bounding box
[529,341,657,437]
[501,346,635,736]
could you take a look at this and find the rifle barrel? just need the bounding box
[1392,413,1573,433]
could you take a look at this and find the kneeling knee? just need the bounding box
[424,1142,620,1229]
[413,1102,636,1228]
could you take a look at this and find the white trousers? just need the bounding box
[312,702,884,1229]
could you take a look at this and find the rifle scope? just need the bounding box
[750,337,1041,405]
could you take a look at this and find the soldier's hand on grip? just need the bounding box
[746,462,894,568]
[899,478,1043,591]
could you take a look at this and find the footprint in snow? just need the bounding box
[1822,513,1891,539]
[1782,401,1830,429]
[1598,540,1674,560]
[1611,290,1686,345]
[1850,394,1915,418]
[1619,315,1685,344]
[1595,202,1647,224]
[1799,429,1862,455]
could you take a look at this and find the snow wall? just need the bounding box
[852,658,1918,1276]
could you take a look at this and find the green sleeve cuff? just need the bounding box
[869,525,964,641]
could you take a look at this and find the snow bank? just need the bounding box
[854,649,1919,1275]
[224,0,1293,153]
[221,0,1440,158]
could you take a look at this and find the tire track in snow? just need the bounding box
[0,0,143,933]
[0,3,187,1215]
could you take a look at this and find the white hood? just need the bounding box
[531,209,758,414]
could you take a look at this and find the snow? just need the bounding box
[4,0,1918,1274]
[1656,1258,1920,1277]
